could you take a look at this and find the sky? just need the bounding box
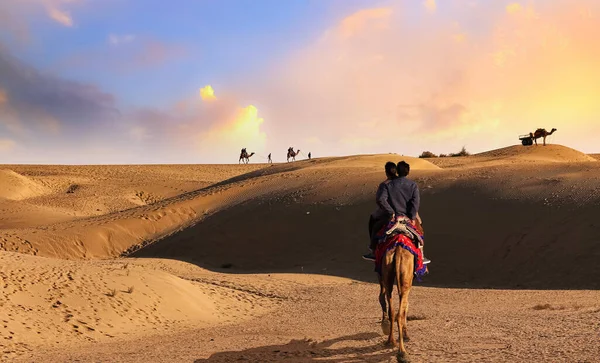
[1,0,599,164]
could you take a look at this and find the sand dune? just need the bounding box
[1,147,599,362]
[0,170,51,201]
[475,144,597,163]
[0,252,279,360]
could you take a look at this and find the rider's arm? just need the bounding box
[376,183,395,218]
[407,182,420,220]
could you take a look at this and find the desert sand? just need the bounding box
[1,145,599,362]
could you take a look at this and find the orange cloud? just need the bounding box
[195,104,267,157]
[130,85,268,162]
[338,7,392,39]
[259,1,600,155]
[424,0,436,12]
[506,3,522,14]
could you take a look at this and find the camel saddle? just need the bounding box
[383,216,424,247]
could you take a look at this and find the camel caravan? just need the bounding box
[519,128,557,146]
[238,147,304,164]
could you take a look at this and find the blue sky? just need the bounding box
[1,0,599,163]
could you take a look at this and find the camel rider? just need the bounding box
[362,161,431,264]
[362,162,397,262]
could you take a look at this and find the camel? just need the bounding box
[238,151,255,164]
[378,218,425,361]
[287,148,300,162]
[531,128,557,146]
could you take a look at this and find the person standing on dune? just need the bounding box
[363,161,430,264]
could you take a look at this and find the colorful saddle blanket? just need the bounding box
[374,217,427,278]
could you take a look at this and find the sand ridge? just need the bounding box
[475,144,597,162]
[1,147,599,362]
[0,170,51,201]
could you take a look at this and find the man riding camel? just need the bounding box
[363,161,430,265]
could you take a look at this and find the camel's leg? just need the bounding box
[402,300,410,341]
[396,248,414,358]
[383,253,396,347]
[379,276,391,336]
[379,276,387,320]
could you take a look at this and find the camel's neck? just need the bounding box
[548,130,555,135]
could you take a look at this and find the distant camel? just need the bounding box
[378,218,425,361]
[239,151,255,164]
[531,128,557,146]
[287,148,300,162]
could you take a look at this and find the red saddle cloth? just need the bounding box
[374,220,427,277]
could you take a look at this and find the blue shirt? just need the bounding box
[376,176,420,220]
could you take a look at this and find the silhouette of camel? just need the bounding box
[239,151,255,164]
[531,128,557,146]
[287,148,300,162]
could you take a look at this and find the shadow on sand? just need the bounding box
[193,332,395,363]
[130,184,600,290]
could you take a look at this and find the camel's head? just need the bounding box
[551,128,557,132]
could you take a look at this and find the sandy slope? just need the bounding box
[0,253,279,360]
[1,147,600,362]
[0,170,51,201]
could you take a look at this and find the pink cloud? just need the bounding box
[253,0,600,156]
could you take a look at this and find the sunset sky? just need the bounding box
[1,0,599,164]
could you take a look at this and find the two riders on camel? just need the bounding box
[363,160,431,265]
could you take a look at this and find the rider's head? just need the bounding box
[384,162,397,179]
[397,161,410,177]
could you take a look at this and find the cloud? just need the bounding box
[108,34,136,46]
[251,1,600,156]
[127,86,268,162]
[0,0,80,35]
[196,104,267,156]
[47,6,73,27]
[199,85,217,102]
[506,3,522,14]
[337,7,392,39]
[424,0,437,12]
[0,45,119,137]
